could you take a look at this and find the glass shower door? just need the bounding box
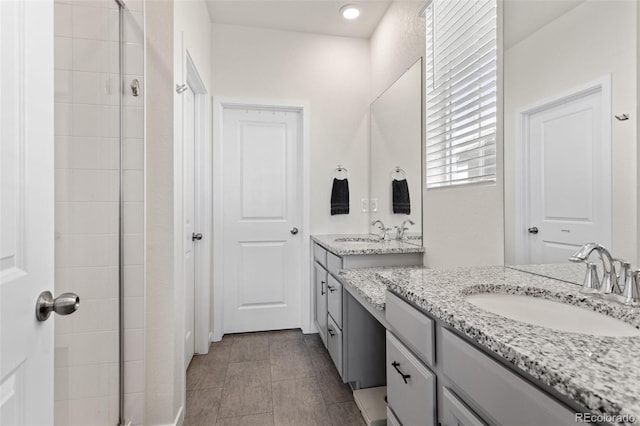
[53,0,144,424]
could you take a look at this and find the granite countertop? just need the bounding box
[509,262,586,286]
[336,266,422,311]
[375,265,640,424]
[311,234,425,256]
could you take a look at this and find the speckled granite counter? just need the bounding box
[509,262,586,286]
[311,234,424,256]
[336,266,422,311]
[375,265,640,423]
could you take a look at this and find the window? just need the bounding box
[424,0,498,188]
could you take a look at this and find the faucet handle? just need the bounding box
[580,262,601,294]
[622,269,640,305]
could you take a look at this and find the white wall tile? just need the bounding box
[124,361,144,393]
[124,392,145,426]
[55,201,118,234]
[72,104,102,137]
[123,265,144,298]
[73,38,109,72]
[124,329,144,361]
[124,11,144,45]
[72,4,109,40]
[124,107,144,138]
[55,103,73,136]
[55,234,119,268]
[123,170,144,202]
[71,298,118,333]
[124,202,144,233]
[124,138,144,170]
[55,364,110,400]
[123,234,144,265]
[72,71,108,105]
[54,331,118,367]
[55,37,73,70]
[125,43,144,75]
[54,2,73,37]
[123,297,144,329]
[55,169,119,202]
[55,267,119,300]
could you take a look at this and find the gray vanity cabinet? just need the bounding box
[386,290,580,426]
[386,331,436,426]
[313,261,328,346]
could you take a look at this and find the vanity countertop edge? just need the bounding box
[311,234,425,256]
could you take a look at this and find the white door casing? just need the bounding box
[184,85,196,368]
[515,77,612,264]
[221,106,303,334]
[0,1,55,424]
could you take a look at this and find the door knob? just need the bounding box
[192,232,203,241]
[528,227,539,234]
[290,227,299,235]
[35,291,80,322]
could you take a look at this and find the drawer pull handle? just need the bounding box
[328,328,336,337]
[327,285,336,293]
[321,281,326,295]
[391,361,411,384]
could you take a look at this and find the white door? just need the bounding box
[1,1,55,424]
[222,106,302,333]
[184,85,196,368]
[526,87,610,263]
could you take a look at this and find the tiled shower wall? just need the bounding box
[53,0,145,424]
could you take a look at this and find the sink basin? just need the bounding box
[465,293,640,337]
[334,237,380,243]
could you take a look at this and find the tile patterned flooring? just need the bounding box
[185,329,367,426]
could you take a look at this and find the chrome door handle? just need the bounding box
[192,232,203,241]
[528,227,539,234]
[35,291,80,321]
[290,227,299,235]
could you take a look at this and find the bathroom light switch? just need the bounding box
[361,199,369,213]
[370,198,378,213]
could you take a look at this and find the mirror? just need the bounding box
[370,59,423,244]
[503,0,637,282]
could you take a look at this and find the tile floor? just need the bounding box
[184,329,368,426]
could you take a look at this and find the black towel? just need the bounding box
[392,179,411,214]
[330,178,350,215]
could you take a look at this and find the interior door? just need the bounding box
[222,106,302,333]
[527,88,610,263]
[1,1,55,424]
[184,85,196,368]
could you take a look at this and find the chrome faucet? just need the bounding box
[569,243,622,295]
[370,220,389,241]
[395,219,415,241]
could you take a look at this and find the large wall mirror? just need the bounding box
[503,0,637,283]
[370,58,423,245]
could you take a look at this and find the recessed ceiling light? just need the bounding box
[340,5,361,20]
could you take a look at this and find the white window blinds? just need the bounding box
[424,0,498,188]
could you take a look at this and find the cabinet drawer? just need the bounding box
[442,387,485,426]
[327,315,343,375]
[385,291,435,367]
[386,407,401,426]
[442,329,576,426]
[327,275,342,329]
[313,243,327,267]
[327,251,343,276]
[314,262,328,347]
[386,331,436,426]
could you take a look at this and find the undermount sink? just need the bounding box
[334,237,381,243]
[466,293,640,337]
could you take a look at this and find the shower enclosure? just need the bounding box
[53,0,144,424]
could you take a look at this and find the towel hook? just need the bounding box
[392,166,407,180]
[333,164,348,179]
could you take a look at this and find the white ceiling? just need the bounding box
[205,0,393,39]
[504,0,586,49]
